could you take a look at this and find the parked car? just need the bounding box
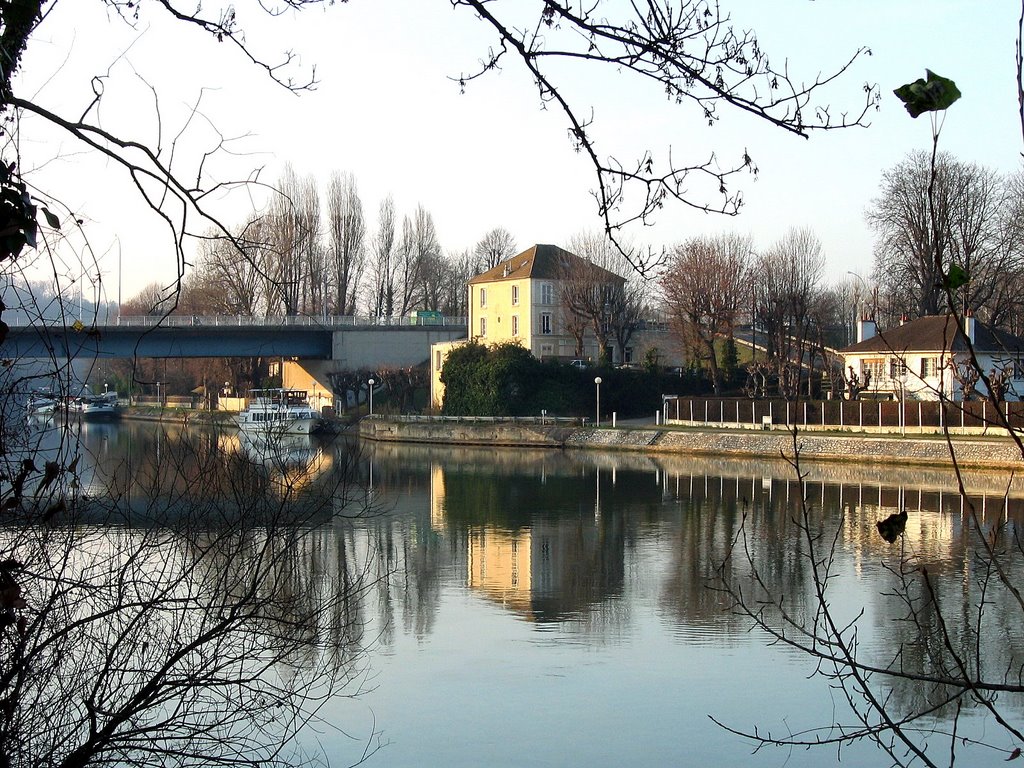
[569,359,590,369]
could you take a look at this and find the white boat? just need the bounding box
[236,388,320,436]
[80,393,120,421]
[27,394,58,416]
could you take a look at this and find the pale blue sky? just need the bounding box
[14,1,1023,300]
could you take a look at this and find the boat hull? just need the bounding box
[236,416,318,436]
[81,407,120,422]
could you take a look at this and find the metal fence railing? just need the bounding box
[8,314,468,329]
[663,396,1024,434]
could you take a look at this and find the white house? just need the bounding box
[839,313,1024,401]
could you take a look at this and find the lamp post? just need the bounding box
[594,376,602,427]
[847,271,867,345]
[897,371,907,436]
[367,378,375,416]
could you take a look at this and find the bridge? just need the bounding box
[2,313,468,373]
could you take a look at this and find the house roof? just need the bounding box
[468,244,625,285]
[841,314,1024,356]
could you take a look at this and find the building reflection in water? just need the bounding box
[400,440,1024,644]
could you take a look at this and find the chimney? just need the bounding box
[857,316,877,343]
[900,313,909,326]
[964,310,976,343]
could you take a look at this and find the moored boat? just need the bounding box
[27,393,58,416]
[80,393,120,421]
[236,389,320,436]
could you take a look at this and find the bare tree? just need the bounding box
[557,244,625,364]
[662,233,751,393]
[986,167,1024,333]
[0,423,377,767]
[419,251,448,312]
[442,249,476,318]
[413,207,443,312]
[473,227,517,271]
[118,282,174,317]
[569,232,650,363]
[454,1,877,267]
[262,166,321,317]
[868,152,1021,323]
[394,205,440,316]
[867,152,940,319]
[326,171,365,316]
[192,230,265,316]
[0,2,877,288]
[394,215,420,318]
[368,195,397,318]
[754,227,824,397]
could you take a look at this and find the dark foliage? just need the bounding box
[441,342,706,418]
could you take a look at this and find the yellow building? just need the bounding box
[430,244,627,408]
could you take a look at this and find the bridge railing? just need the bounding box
[105,315,468,329]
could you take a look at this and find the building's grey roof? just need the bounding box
[468,244,625,285]
[841,314,1024,356]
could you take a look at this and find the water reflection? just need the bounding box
[41,423,1024,766]
[359,439,1024,764]
[360,440,1024,635]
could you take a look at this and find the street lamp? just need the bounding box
[367,378,375,416]
[847,271,867,345]
[897,370,907,436]
[594,376,602,427]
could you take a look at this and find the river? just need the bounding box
[20,417,1024,767]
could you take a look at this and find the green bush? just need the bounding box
[441,343,711,418]
[441,341,541,416]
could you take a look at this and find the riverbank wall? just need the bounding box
[118,407,236,426]
[357,417,1024,470]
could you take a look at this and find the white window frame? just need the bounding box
[479,317,487,337]
[512,315,519,336]
[479,288,487,308]
[540,312,552,335]
[863,358,885,383]
[512,285,519,306]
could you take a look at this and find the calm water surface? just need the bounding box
[42,419,1024,767]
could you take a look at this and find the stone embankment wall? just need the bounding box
[358,419,1024,470]
[359,418,573,447]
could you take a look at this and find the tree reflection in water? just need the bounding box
[0,422,382,767]
[18,425,1024,766]
[358,440,1024,765]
